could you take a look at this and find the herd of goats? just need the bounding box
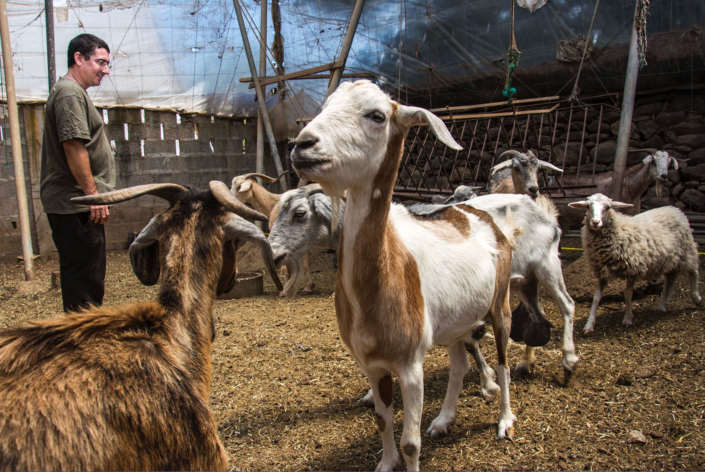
[0,80,701,471]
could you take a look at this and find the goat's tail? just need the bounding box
[535,194,559,224]
[501,207,523,250]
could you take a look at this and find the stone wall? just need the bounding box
[550,89,705,212]
[0,105,284,259]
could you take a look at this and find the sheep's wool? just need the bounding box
[582,206,698,282]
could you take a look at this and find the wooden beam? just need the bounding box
[428,96,560,114]
[240,61,344,88]
[243,72,373,86]
[436,104,559,121]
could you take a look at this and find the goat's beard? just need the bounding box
[281,258,302,299]
[655,180,663,198]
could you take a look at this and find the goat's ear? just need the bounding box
[671,157,679,170]
[610,201,633,209]
[491,159,514,176]
[538,160,564,173]
[238,181,252,192]
[129,217,161,286]
[222,214,283,292]
[568,200,588,209]
[396,105,462,150]
[643,154,653,165]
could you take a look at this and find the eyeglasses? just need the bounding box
[85,55,110,68]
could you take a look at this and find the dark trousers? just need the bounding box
[47,212,106,312]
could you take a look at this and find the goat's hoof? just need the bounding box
[426,416,453,438]
[561,356,579,385]
[481,383,500,403]
[278,292,286,298]
[657,305,668,313]
[622,319,633,327]
[582,327,594,336]
[497,419,515,441]
[513,362,533,379]
[374,455,400,472]
[301,287,314,295]
[360,389,375,408]
[562,367,574,386]
[426,426,449,439]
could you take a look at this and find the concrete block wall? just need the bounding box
[0,105,284,259]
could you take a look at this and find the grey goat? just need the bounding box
[269,185,344,298]
[431,185,482,204]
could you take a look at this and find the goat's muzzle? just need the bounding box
[590,219,602,230]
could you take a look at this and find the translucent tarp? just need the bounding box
[4,0,704,118]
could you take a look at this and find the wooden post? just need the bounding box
[45,0,56,91]
[610,1,640,202]
[255,0,266,188]
[0,0,37,280]
[233,0,287,191]
[326,0,366,97]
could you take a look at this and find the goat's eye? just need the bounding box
[295,209,306,218]
[367,111,385,123]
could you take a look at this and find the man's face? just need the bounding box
[74,47,110,88]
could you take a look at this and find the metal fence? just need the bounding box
[395,96,623,201]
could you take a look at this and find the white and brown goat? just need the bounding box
[231,172,317,295]
[291,80,516,471]
[0,182,282,471]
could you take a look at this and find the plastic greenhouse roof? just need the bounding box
[4,0,704,117]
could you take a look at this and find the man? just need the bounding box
[40,34,115,312]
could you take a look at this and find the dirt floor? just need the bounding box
[0,239,704,471]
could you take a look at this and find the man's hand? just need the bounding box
[90,204,109,224]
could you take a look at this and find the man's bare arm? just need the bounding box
[63,139,109,224]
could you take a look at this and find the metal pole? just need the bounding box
[255,0,266,188]
[326,0,366,97]
[45,0,56,91]
[610,1,640,201]
[233,0,287,191]
[0,0,36,280]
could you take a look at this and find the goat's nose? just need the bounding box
[528,186,538,196]
[295,134,319,151]
[659,173,668,181]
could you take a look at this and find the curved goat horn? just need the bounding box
[498,150,524,160]
[71,183,187,205]
[303,183,324,197]
[243,171,287,184]
[209,181,269,222]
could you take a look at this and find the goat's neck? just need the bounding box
[251,185,281,216]
[157,232,221,397]
[622,162,652,200]
[340,131,404,264]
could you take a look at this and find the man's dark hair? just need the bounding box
[67,34,110,68]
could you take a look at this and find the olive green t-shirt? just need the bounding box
[40,77,116,214]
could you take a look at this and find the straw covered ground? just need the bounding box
[0,241,703,471]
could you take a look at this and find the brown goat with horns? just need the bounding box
[0,181,283,471]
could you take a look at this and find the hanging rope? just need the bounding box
[635,0,650,69]
[569,0,600,102]
[502,0,522,105]
[0,52,8,169]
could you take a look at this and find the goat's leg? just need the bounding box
[426,341,469,438]
[584,278,606,335]
[464,339,499,402]
[491,313,515,440]
[367,371,400,472]
[658,272,678,312]
[536,257,579,379]
[689,269,702,306]
[300,253,315,294]
[398,364,424,471]
[622,278,635,327]
[513,281,541,377]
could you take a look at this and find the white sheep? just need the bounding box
[291,80,516,471]
[569,193,701,334]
